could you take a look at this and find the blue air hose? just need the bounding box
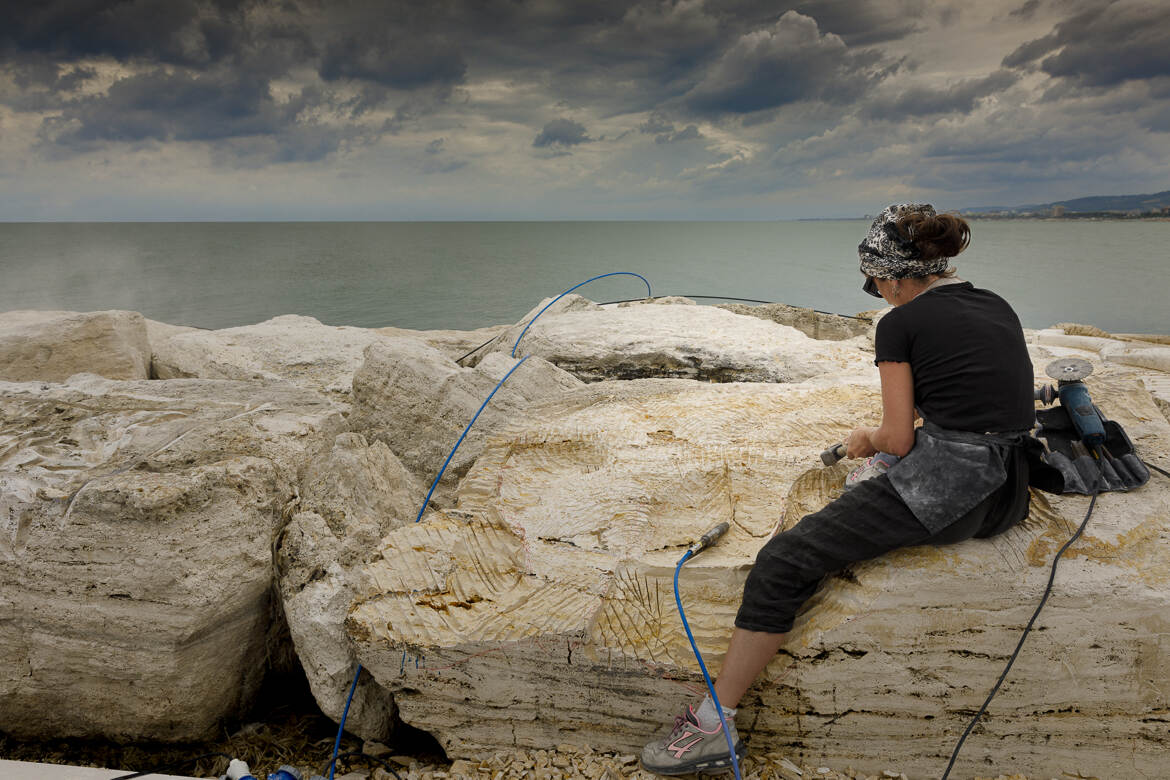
[328,667,363,780]
[673,522,741,780]
[511,271,651,356]
[328,272,651,779]
[414,355,531,523]
[329,356,532,778]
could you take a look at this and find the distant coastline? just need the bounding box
[965,212,1170,221]
[956,188,1170,221]
[842,212,1170,222]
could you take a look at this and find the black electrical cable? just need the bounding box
[321,750,404,780]
[940,489,1099,780]
[107,751,232,780]
[1143,459,1170,480]
[455,335,502,365]
[598,294,872,320]
[599,295,775,306]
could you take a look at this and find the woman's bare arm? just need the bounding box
[846,360,916,458]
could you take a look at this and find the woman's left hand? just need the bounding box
[846,426,879,459]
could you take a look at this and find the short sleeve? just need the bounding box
[874,307,911,365]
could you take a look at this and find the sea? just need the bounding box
[0,220,1166,335]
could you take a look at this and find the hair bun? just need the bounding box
[897,212,970,262]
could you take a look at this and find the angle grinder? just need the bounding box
[1034,357,1106,450]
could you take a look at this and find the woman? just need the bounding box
[640,203,1036,776]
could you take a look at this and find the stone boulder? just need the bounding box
[0,374,342,741]
[716,301,871,341]
[1116,333,1170,346]
[151,315,389,402]
[277,432,425,741]
[1103,344,1170,374]
[143,318,201,350]
[458,293,604,369]
[345,368,1170,778]
[0,310,151,382]
[475,297,875,384]
[375,323,511,364]
[152,315,523,403]
[349,339,583,493]
[345,377,881,755]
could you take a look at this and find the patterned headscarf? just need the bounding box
[858,203,951,279]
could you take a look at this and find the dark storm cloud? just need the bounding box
[319,36,466,90]
[706,0,932,46]
[656,124,702,144]
[0,0,1013,173]
[1000,33,1056,70]
[39,66,343,164]
[921,112,1124,167]
[638,112,676,135]
[863,69,1020,119]
[683,11,890,115]
[0,0,249,68]
[793,0,931,46]
[9,56,97,92]
[1002,0,1170,87]
[533,118,591,148]
[44,68,297,144]
[53,65,97,91]
[316,2,467,91]
[1009,0,1043,20]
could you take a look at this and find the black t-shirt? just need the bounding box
[874,282,1035,433]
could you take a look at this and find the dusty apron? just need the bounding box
[886,421,1030,534]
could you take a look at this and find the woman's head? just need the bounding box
[858,203,970,281]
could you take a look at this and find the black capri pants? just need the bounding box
[735,472,1008,634]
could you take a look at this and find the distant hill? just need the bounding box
[961,190,1170,215]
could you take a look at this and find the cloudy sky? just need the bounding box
[2,0,1168,220]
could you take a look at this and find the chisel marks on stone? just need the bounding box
[591,567,674,664]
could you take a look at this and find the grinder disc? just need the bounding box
[1045,357,1094,382]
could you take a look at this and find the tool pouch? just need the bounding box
[1027,406,1150,495]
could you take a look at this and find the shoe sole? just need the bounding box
[640,742,745,776]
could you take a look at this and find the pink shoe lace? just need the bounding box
[660,709,696,745]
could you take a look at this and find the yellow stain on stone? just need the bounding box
[1027,509,1170,585]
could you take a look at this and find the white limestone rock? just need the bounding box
[277,432,425,740]
[143,318,200,351]
[345,377,882,756]
[0,374,342,741]
[1115,332,1170,346]
[0,310,151,382]
[1102,344,1170,374]
[458,294,605,369]
[1035,330,1116,353]
[375,323,511,363]
[478,299,874,383]
[348,338,583,491]
[716,301,872,341]
[1051,322,1113,339]
[345,369,1170,779]
[634,295,696,305]
[152,315,389,401]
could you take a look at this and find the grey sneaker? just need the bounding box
[844,452,900,490]
[640,704,744,776]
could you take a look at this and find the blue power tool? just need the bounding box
[1034,357,1105,449]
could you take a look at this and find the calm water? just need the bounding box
[0,221,1166,334]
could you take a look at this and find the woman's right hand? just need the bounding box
[846,426,879,459]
